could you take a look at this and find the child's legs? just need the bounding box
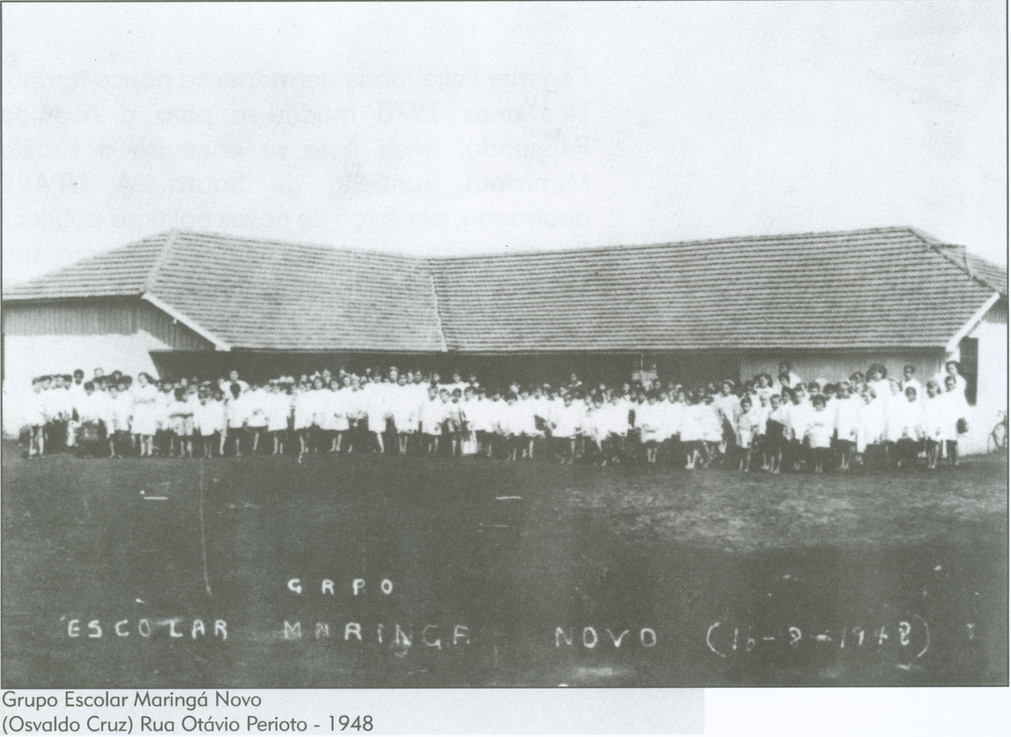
[910,439,923,466]
[818,446,830,470]
[837,440,852,468]
[32,426,44,455]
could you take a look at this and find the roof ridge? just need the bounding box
[426,267,449,352]
[170,228,423,262]
[143,229,179,294]
[430,226,918,262]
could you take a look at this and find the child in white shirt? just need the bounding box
[735,395,760,472]
[266,383,292,455]
[171,386,196,459]
[194,389,225,458]
[551,392,585,464]
[420,386,446,456]
[805,395,833,473]
[921,380,944,469]
[891,386,924,470]
[765,393,789,474]
[834,383,860,471]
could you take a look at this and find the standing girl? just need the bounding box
[172,386,196,458]
[266,383,292,455]
[294,377,320,462]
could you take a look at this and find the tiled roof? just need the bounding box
[2,232,170,301]
[430,227,1003,351]
[148,231,446,352]
[3,227,1004,352]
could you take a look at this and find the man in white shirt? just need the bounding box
[218,369,250,395]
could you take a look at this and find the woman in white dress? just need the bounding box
[131,372,159,457]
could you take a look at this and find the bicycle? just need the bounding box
[989,410,1008,454]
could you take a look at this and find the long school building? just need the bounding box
[3,227,1007,452]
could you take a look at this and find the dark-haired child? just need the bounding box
[765,393,788,473]
[922,380,943,469]
[195,389,223,458]
[105,384,132,458]
[225,382,246,457]
[266,382,292,455]
[806,395,833,473]
[172,386,196,458]
[420,386,445,456]
[892,386,923,470]
[735,395,759,472]
[834,382,859,471]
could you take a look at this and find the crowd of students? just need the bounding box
[16,360,972,472]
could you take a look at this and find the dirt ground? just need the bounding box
[2,441,1006,687]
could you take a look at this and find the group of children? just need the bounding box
[17,360,971,472]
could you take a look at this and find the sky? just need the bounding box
[2,1,1007,289]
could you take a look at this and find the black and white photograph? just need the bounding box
[1,1,1007,732]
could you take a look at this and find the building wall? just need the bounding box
[962,299,1008,454]
[2,299,212,434]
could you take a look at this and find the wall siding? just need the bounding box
[3,299,211,350]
